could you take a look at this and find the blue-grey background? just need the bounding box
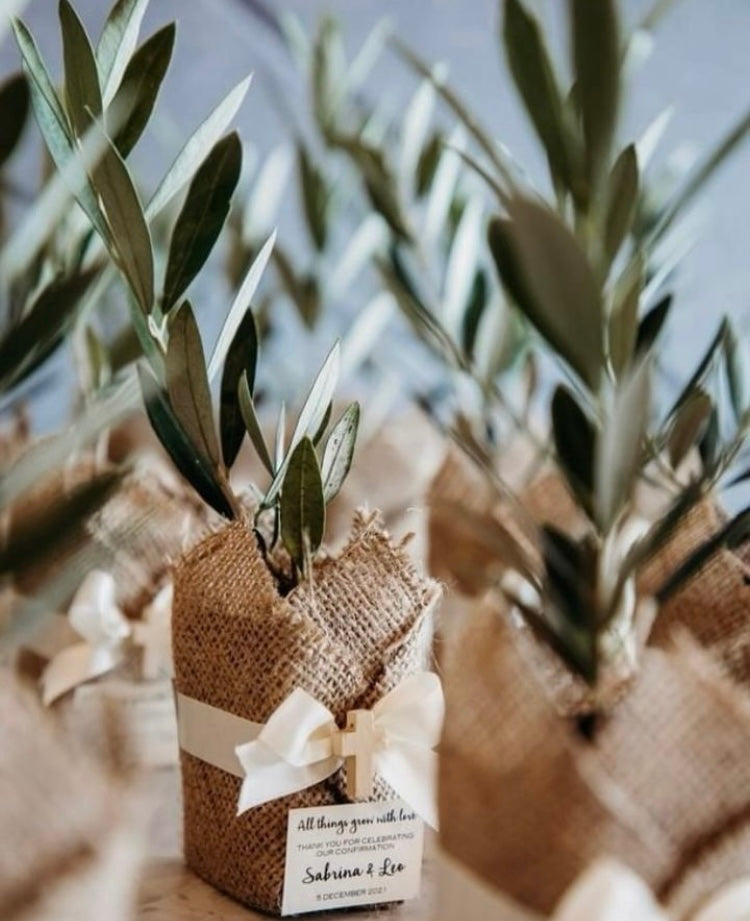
[3,0,750,423]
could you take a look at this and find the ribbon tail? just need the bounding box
[376,744,439,830]
[41,643,121,706]
[235,740,342,815]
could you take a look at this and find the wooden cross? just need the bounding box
[333,709,376,799]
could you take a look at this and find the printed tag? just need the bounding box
[72,678,178,767]
[281,800,424,915]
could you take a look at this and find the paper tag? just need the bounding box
[72,678,178,767]
[281,800,424,915]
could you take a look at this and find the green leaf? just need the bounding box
[571,0,620,187]
[297,141,328,251]
[724,322,749,423]
[238,371,273,476]
[163,132,241,312]
[280,436,325,572]
[108,22,175,158]
[491,200,603,387]
[667,318,728,418]
[321,402,359,502]
[263,341,341,507]
[595,359,651,531]
[551,385,595,516]
[635,293,671,357]
[96,0,149,105]
[272,246,320,329]
[312,402,332,446]
[12,17,107,239]
[138,363,234,519]
[88,121,154,312]
[698,405,720,470]
[0,268,98,394]
[146,73,251,221]
[165,301,220,467]
[608,252,642,376]
[503,0,574,194]
[220,309,258,469]
[605,144,638,261]
[274,403,287,470]
[667,389,712,469]
[59,0,102,138]
[0,72,30,168]
[207,229,275,381]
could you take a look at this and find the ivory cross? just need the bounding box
[333,709,376,799]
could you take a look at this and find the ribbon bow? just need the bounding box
[41,571,172,705]
[234,671,444,828]
[552,859,750,921]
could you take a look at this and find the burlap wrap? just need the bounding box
[0,673,144,921]
[172,509,439,914]
[439,605,750,919]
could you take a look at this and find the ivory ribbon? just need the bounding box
[436,847,750,921]
[175,671,444,829]
[41,571,172,705]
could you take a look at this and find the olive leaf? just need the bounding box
[274,403,286,469]
[238,371,273,476]
[88,121,154,312]
[297,141,329,251]
[667,318,728,418]
[724,322,749,423]
[668,389,712,469]
[59,0,102,138]
[503,0,573,195]
[571,0,619,188]
[138,363,235,519]
[0,268,98,394]
[608,253,643,376]
[698,405,720,470]
[207,229,274,381]
[165,301,221,468]
[146,73,251,221]
[0,72,30,168]
[605,144,638,261]
[280,436,325,572]
[96,0,149,104]
[220,309,258,469]
[108,22,175,158]
[163,132,241,312]
[551,385,595,516]
[263,341,341,507]
[321,402,360,502]
[595,358,650,532]
[491,199,603,388]
[635,293,671,358]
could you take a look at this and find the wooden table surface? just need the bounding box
[136,768,433,921]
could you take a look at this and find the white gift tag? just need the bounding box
[72,678,178,767]
[281,800,424,915]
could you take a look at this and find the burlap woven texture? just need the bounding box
[439,604,750,919]
[172,509,439,915]
[0,673,144,921]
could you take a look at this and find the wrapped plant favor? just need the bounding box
[417,0,750,917]
[132,213,442,910]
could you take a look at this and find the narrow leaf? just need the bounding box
[608,252,643,376]
[165,301,220,467]
[297,141,328,251]
[504,0,573,193]
[321,402,360,502]
[595,359,651,531]
[667,318,728,418]
[238,372,273,476]
[571,0,620,186]
[59,0,102,138]
[275,403,286,470]
[635,293,671,357]
[0,73,30,167]
[280,436,325,571]
[220,309,258,468]
[551,386,595,515]
[89,122,154,312]
[138,363,234,519]
[725,322,750,423]
[108,22,175,158]
[146,73,251,221]
[97,0,149,105]
[605,144,638,261]
[207,229,275,382]
[668,390,712,469]
[163,132,242,312]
